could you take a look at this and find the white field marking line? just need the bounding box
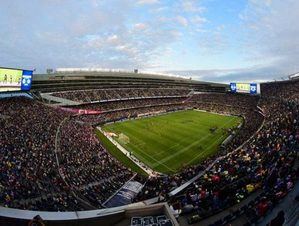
[184,117,238,166]
[133,142,145,149]
[151,143,179,158]
[151,130,206,158]
[121,131,176,172]
[193,109,236,117]
[151,132,212,167]
[133,123,182,158]
[132,145,176,173]
[112,110,192,158]
[152,126,210,161]
[154,117,237,167]
[128,138,146,148]
[151,142,182,158]
[151,112,228,157]
[185,133,226,166]
[117,129,148,148]
[98,127,155,175]
[152,134,194,158]
[150,126,189,157]
[125,132,158,152]
[150,141,184,158]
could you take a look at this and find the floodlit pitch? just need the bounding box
[102,110,242,174]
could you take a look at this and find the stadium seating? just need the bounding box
[0,78,298,226]
[75,97,186,112]
[136,81,298,224]
[0,98,133,211]
[51,88,190,103]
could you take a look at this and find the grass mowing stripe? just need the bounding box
[151,129,207,158]
[94,129,148,176]
[119,131,175,172]
[130,144,176,173]
[184,117,239,166]
[185,134,226,166]
[152,132,213,167]
[103,110,242,174]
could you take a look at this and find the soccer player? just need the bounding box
[4,74,7,83]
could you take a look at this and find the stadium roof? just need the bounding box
[35,68,226,86]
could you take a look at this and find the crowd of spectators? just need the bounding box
[76,97,186,112]
[58,118,134,208]
[2,92,255,212]
[133,93,264,201]
[0,98,84,211]
[0,91,265,212]
[52,88,190,103]
[77,102,187,125]
[137,81,299,225]
[174,98,297,221]
[189,94,264,152]
[0,98,133,211]
[261,80,299,102]
[1,79,298,220]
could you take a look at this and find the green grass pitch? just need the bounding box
[102,110,242,174]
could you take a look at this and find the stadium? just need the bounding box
[1,1,299,225]
[0,67,298,226]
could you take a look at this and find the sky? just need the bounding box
[0,0,299,83]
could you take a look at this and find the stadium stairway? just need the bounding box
[40,93,81,106]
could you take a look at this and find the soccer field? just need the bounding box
[102,110,242,174]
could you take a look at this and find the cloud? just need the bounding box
[133,23,147,30]
[0,0,298,83]
[176,16,188,26]
[191,15,207,26]
[196,29,228,55]
[137,0,159,5]
[107,35,120,44]
[240,0,299,75]
[181,0,205,13]
[166,65,288,83]
[0,0,184,72]
[173,0,299,83]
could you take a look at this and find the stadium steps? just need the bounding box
[187,89,194,96]
[40,93,81,106]
[77,171,131,190]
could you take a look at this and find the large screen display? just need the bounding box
[0,67,33,92]
[230,83,260,94]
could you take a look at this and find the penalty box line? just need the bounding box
[121,130,176,173]
[153,116,237,167]
[132,146,176,173]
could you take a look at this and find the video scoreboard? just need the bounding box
[0,67,33,92]
[230,83,260,95]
